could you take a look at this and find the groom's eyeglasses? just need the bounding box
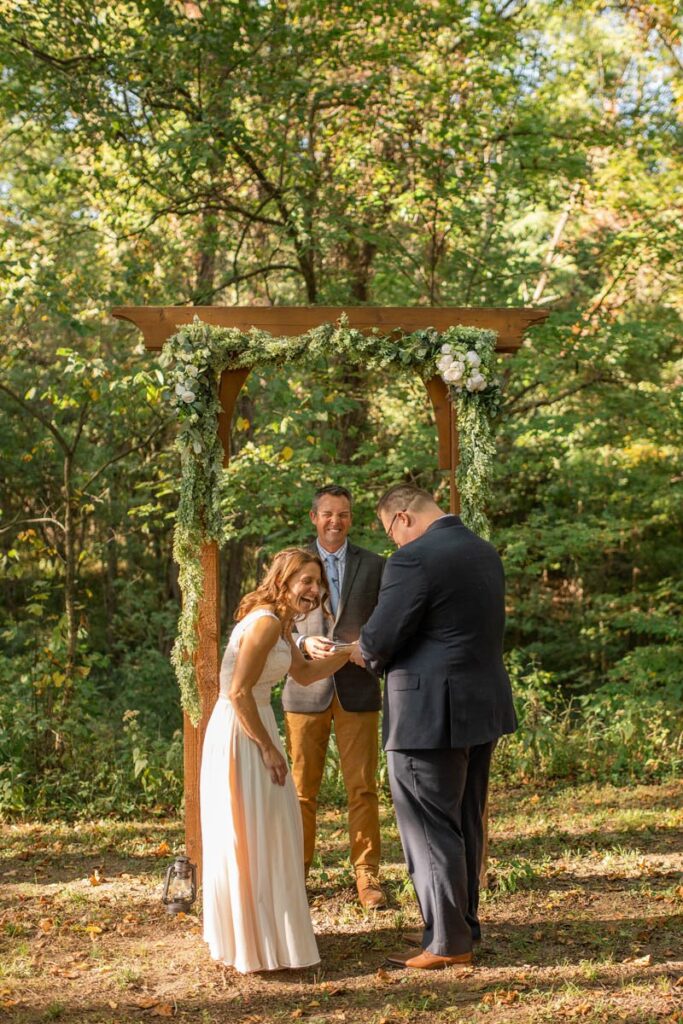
[386,509,406,541]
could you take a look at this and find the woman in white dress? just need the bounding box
[200,547,353,974]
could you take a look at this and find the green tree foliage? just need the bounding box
[0,0,680,812]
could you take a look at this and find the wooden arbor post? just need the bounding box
[112,305,548,865]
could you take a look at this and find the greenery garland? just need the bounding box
[159,317,500,723]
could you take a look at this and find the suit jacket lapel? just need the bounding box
[335,543,360,625]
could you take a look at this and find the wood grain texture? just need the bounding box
[184,542,220,876]
[218,369,250,467]
[111,305,549,351]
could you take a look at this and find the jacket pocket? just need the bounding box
[388,672,420,691]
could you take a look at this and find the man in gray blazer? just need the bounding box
[283,485,386,908]
[355,484,516,968]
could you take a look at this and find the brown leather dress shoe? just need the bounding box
[356,873,387,909]
[387,949,473,970]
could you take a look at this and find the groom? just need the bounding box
[355,484,516,969]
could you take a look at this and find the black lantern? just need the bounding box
[161,855,197,915]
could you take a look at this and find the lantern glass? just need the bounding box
[162,856,197,914]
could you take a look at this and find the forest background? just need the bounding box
[0,0,681,820]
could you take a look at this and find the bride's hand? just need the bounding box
[260,743,288,786]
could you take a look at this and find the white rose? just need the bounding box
[185,364,199,378]
[444,361,465,383]
[441,343,453,355]
[437,354,453,372]
[175,382,186,396]
[192,439,202,454]
[465,350,481,368]
[466,372,486,392]
[181,390,196,403]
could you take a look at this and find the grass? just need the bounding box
[0,782,681,1023]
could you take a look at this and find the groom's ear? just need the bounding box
[309,509,317,526]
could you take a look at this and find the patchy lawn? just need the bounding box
[1,783,681,1024]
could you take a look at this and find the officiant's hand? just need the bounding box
[260,743,288,786]
[348,642,366,667]
[303,635,335,659]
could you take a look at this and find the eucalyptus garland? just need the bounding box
[159,317,500,722]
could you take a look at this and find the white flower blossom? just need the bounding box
[441,343,453,355]
[185,364,199,378]
[466,372,487,392]
[444,361,466,383]
[437,354,453,372]
[175,383,186,396]
[192,439,202,454]
[465,350,481,368]
[181,390,196,403]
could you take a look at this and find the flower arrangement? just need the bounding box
[160,317,500,721]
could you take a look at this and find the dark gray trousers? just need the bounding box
[388,741,494,956]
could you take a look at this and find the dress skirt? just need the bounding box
[200,696,320,973]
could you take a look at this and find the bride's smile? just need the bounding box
[287,562,323,613]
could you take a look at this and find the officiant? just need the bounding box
[283,484,387,909]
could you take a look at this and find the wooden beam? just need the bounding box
[185,542,220,874]
[112,305,548,352]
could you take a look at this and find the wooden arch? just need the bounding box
[112,305,549,864]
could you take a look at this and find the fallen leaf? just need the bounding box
[291,1011,304,1020]
[375,968,391,982]
[151,1004,174,1017]
[108,1001,118,1010]
[482,989,520,1005]
[38,917,54,933]
[623,953,652,966]
[88,869,105,886]
[136,997,160,1008]
[568,1002,592,1017]
[153,841,171,858]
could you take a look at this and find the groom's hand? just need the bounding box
[348,643,366,668]
[303,635,334,659]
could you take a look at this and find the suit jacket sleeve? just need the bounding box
[359,547,428,676]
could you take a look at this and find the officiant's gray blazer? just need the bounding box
[282,541,385,713]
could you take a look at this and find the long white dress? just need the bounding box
[200,609,320,973]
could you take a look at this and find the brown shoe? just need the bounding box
[356,873,387,909]
[387,949,473,970]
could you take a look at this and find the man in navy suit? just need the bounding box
[354,484,516,969]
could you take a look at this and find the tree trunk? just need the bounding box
[63,452,77,678]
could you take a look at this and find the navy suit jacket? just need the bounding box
[360,516,517,751]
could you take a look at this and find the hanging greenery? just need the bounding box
[158,317,500,722]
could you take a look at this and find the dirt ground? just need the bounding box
[1,782,681,1024]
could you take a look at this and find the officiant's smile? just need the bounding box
[310,493,352,551]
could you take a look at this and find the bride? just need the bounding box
[200,547,353,973]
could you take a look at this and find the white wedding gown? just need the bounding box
[200,609,320,973]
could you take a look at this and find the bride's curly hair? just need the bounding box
[235,547,331,627]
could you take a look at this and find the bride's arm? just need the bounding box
[229,616,288,785]
[288,637,351,685]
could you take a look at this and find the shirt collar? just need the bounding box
[316,539,348,562]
